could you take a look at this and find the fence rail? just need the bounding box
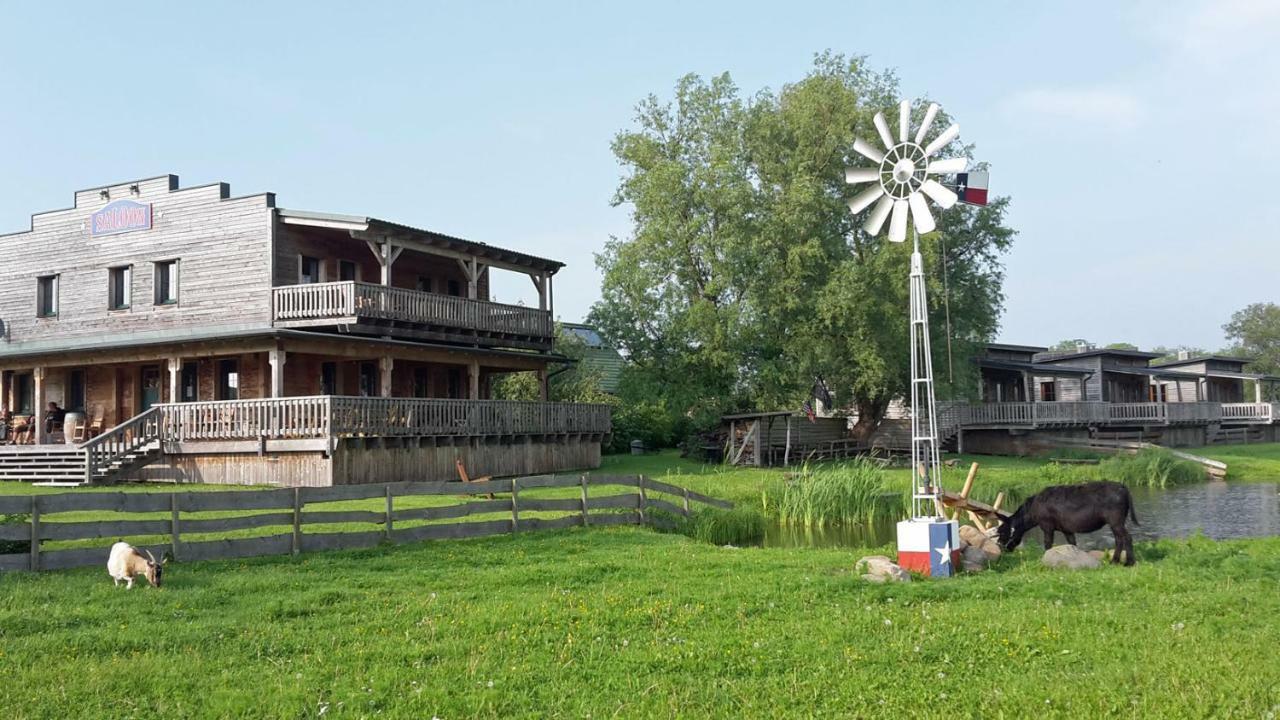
[0,474,732,573]
[272,281,553,339]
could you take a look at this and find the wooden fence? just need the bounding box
[0,475,731,573]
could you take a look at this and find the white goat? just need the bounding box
[106,541,165,589]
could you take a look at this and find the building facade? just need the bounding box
[0,175,610,485]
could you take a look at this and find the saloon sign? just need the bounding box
[90,199,152,237]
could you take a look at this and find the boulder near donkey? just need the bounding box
[107,542,166,588]
[997,481,1140,565]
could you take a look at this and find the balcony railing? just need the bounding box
[272,281,553,341]
[1221,402,1276,423]
[942,400,1272,432]
[156,396,612,443]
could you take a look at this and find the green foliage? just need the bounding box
[0,513,29,554]
[590,52,1015,436]
[676,506,767,546]
[1098,449,1204,489]
[491,325,615,404]
[607,398,679,453]
[1224,302,1280,400]
[763,459,903,526]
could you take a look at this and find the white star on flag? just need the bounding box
[935,543,952,565]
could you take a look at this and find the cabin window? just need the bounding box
[359,362,379,397]
[216,359,240,400]
[416,276,432,293]
[447,279,462,297]
[446,368,464,399]
[299,256,322,285]
[180,362,198,402]
[108,266,132,310]
[14,374,34,415]
[1040,381,1056,402]
[338,260,357,282]
[67,369,86,413]
[413,367,429,398]
[154,260,179,305]
[320,362,338,395]
[36,275,58,317]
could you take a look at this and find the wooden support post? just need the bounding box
[268,349,286,399]
[580,474,590,526]
[538,368,549,402]
[384,485,394,541]
[379,357,394,398]
[992,492,1005,515]
[29,496,40,572]
[960,462,979,499]
[170,493,181,561]
[682,486,691,517]
[783,415,792,467]
[167,357,181,403]
[753,419,762,467]
[510,477,520,532]
[637,475,647,524]
[469,360,480,401]
[33,367,45,444]
[291,488,302,555]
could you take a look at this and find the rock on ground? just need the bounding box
[961,544,989,572]
[1042,544,1102,570]
[856,555,912,583]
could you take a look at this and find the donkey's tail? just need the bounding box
[1127,494,1141,526]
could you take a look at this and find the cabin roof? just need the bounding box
[1099,366,1204,379]
[977,359,1092,375]
[984,342,1049,354]
[1150,354,1255,369]
[277,208,565,274]
[1033,348,1163,361]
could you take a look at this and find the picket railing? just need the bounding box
[0,474,730,573]
[1220,403,1275,423]
[1106,403,1167,424]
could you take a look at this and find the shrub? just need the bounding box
[607,399,679,453]
[763,460,903,527]
[0,514,31,555]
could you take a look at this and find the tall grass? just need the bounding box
[1099,449,1204,488]
[763,459,903,527]
[680,507,767,546]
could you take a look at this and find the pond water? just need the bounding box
[762,482,1280,550]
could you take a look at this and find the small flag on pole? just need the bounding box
[953,171,989,206]
[801,401,816,422]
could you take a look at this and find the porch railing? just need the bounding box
[1106,402,1167,424]
[272,281,553,339]
[80,406,163,483]
[1221,402,1275,422]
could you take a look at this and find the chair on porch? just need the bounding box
[84,406,106,439]
[9,415,35,445]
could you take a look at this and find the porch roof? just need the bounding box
[1101,366,1203,380]
[1150,354,1254,369]
[977,359,1091,376]
[276,209,565,274]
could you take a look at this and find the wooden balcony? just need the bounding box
[1221,402,1277,423]
[272,281,554,351]
[949,401,1267,432]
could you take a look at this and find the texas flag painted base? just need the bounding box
[896,518,961,578]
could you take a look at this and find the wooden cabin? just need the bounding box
[0,175,610,485]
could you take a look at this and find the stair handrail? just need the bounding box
[78,406,164,484]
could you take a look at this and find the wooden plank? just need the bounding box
[518,516,582,532]
[301,510,385,525]
[644,497,687,517]
[40,519,172,541]
[587,492,640,510]
[0,552,30,572]
[391,519,512,543]
[586,512,641,526]
[396,479,511,497]
[516,498,583,513]
[637,477,686,498]
[300,530,385,553]
[0,496,31,514]
[587,475,640,489]
[180,489,294,512]
[0,523,30,541]
[391,499,511,522]
[40,542,170,571]
[683,489,733,510]
[509,474,580,489]
[36,492,173,514]
[181,512,294,534]
[180,534,293,563]
[300,484,395,503]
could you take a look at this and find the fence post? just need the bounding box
[511,477,520,532]
[384,485,394,542]
[291,487,302,555]
[580,474,590,527]
[29,496,40,572]
[682,486,691,517]
[170,493,181,561]
[637,475,647,525]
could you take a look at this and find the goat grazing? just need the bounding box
[106,541,165,588]
[997,481,1139,565]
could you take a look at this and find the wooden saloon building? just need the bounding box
[0,174,610,485]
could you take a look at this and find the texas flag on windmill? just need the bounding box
[953,170,989,206]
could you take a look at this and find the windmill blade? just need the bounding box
[921,179,958,209]
[914,103,940,145]
[853,137,885,164]
[898,100,912,142]
[844,167,879,184]
[923,123,960,157]
[872,112,895,152]
[847,184,884,215]
[889,199,909,243]
[863,195,893,235]
[925,157,968,175]
[908,192,936,234]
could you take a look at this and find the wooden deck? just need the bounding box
[949,401,1277,429]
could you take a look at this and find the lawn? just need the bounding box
[3,527,1279,718]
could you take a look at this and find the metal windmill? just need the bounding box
[844,100,979,545]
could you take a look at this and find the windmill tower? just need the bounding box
[845,99,985,577]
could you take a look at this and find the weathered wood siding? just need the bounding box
[0,176,275,355]
[757,416,848,446]
[1035,356,1103,401]
[141,451,333,487]
[331,436,602,486]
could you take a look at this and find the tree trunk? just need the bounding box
[850,397,888,442]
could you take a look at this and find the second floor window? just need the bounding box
[338,260,357,282]
[154,260,179,305]
[416,276,432,293]
[108,266,132,310]
[217,359,240,400]
[36,275,58,317]
[300,256,321,285]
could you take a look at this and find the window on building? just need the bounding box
[359,362,379,397]
[447,279,462,297]
[154,260,179,305]
[180,362,199,402]
[216,359,239,400]
[416,276,432,293]
[413,367,429,398]
[300,256,322,285]
[338,260,357,282]
[67,369,87,413]
[320,362,338,395]
[14,373,34,415]
[1040,381,1056,402]
[36,275,58,317]
[108,266,132,310]
[447,368,464,399]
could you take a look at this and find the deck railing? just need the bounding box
[1106,403,1167,424]
[272,281,553,339]
[1166,401,1222,424]
[154,396,612,443]
[1221,403,1274,423]
[943,400,1269,431]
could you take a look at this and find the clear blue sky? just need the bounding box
[1,1,1276,350]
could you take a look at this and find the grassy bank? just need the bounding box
[3,527,1279,718]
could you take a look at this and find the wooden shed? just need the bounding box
[721,411,856,466]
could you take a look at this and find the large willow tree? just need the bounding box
[590,53,1015,437]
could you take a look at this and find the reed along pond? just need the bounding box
[762,482,1280,549]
